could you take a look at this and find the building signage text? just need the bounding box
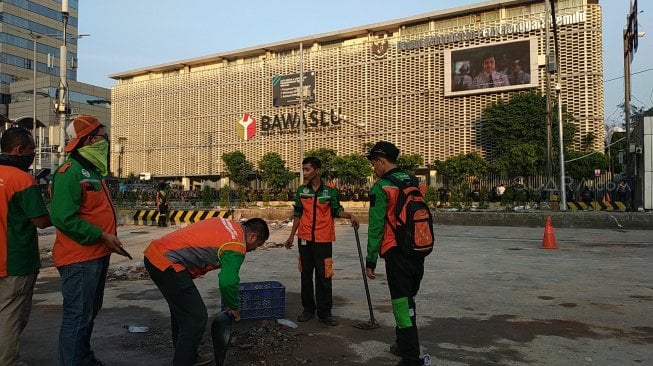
[260,108,342,136]
[398,10,585,51]
[272,71,316,107]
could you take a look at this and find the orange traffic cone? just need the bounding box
[542,216,558,249]
[603,192,611,202]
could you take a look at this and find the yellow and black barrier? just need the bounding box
[566,201,627,212]
[132,209,233,226]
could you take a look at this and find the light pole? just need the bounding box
[299,42,305,183]
[623,0,644,210]
[116,137,126,179]
[555,84,566,210]
[56,0,69,170]
[29,31,42,177]
[549,0,566,210]
[27,28,89,175]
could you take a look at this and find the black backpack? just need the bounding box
[383,173,435,258]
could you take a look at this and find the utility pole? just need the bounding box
[550,0,566,210]
[54,0,69,170]
[30,32,41,178]
[544,0,553,198]
[623,0,640,210]
[299,42,305,183]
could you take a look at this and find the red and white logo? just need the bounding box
[236,113,256,141]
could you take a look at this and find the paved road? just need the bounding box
[23,222,653,365]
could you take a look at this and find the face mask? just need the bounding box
[0,153,35,172]
[17,154,35,171]
[78,139,109,176]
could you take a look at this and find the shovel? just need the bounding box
[211,311,233,366]
[352,227,380,330]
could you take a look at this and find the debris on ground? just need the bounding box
[40,247,54,269]
[228,320,306,366]
[108,264,150,281]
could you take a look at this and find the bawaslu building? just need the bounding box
[109,0,603,187]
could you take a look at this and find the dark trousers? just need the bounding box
[385,247,424,365]
[57,256,109,366]
[298,240,333,319]
[144,258,207,366]
[157,204,169,227]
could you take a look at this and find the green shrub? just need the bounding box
[425,186,437,207]
[479,186,490,209]
[449,186,462,208]
[219,186,231,208]
[202,186,213,208]
[238,187,248,207]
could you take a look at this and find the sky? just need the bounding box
[77,0,652,128]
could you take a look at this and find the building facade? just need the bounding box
[109,0,603,183]
[9,76,110,171]
[1,0,110,174]
[1,0,80,115]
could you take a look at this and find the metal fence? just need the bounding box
[430,172,627,203]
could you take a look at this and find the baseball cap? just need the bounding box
[64,115,103,152]
[366,141,399,161]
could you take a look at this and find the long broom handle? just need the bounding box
[354,227,376,322]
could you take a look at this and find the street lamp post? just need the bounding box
[556,84,567,210]
[27,31,90,176]
[116,137,126,179]
[30,32,41,177]
[55,0,70,171]
[299,42,305,183]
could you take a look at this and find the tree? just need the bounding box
[433,152,488,186]
[606,129,626,174]
[480,91,577,176]
[619,104,653,129]
[221,151,254,188]
[332,154,373,186]
[565,151,609,182]
[202,185,213,208]
[605,105,652,175]
[305,148,338,179]
[258,152,295,193]
[397,154,424,175]
[489,144,541,178]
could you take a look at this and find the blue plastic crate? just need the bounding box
[221,281,285,321]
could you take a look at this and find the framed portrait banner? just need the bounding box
[444,38,538,97]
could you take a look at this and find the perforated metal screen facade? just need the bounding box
[110,1,603,179]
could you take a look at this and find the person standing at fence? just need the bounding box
[617,180,627,202]
[156,182,170,227]
[0,127,51,365]
[284,156,360,326]
[144,217,269,366]
[50,115,126,366]
[581,186,594,208]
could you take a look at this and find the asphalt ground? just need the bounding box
[21,221,653,365]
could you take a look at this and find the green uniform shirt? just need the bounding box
[218,250,245,309]
[366,169,411,269]
[50,156,105,244]
[0,164,49,276]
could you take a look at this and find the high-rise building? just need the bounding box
[0,0,110,173]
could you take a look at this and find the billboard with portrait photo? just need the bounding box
[444,38,538,97]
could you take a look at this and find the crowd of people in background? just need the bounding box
[107,177,631,210]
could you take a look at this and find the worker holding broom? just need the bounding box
[285,156,359,326]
